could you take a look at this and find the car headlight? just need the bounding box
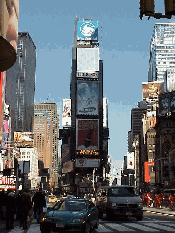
[72,218,85,223]
[42,217,46,222]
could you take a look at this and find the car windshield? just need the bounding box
[108,187,138,197]
[53,200,86,211]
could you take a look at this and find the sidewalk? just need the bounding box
[143,206,175,216]
[0,209,34,233]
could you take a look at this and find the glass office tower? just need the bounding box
[148,22,175,82]
[6,32,36,133]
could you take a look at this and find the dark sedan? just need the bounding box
[40,197,99,233]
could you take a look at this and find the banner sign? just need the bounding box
[62,161,74,173]
[62,99,71,127]
[76,119,99,150]
[75,158,100,167]
[159,94,170,115]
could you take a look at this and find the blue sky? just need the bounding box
[18,0,169,164]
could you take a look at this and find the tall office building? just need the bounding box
[33,111,53,169]
[148,22,175,82]
[34,103,60,188]
[6,32,36,133]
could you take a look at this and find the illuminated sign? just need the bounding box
[76,150,99,156]
[76,71,98,78]
[77,21,98,41]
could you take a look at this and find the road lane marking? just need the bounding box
[105,223,135,231]
[97,224,112,232]
[143,223,175,232]
[124,223,159,231]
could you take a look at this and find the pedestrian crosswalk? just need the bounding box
[9,219,175,232]
[96,220,175,232]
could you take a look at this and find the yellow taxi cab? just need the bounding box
[48,195,57,202]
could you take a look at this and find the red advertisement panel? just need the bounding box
[76,119,99,150]
[145,161,154,183]
[0,72,3,141]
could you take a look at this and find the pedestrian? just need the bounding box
[19,189,32,230]
[16,190,22,220]
[0,190,6,220]
[6,191,16,230]
[32,188,46,223]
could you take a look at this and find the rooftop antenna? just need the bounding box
[47,94,50,102]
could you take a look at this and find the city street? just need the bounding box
[7,211,175,233]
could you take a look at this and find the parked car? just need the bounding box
[96,185,143,221]
[40,197,99,233]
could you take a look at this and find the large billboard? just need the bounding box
[62,99,71,127]
[0,0,19,52]
[77,80,98,115]
[14,132,34,147]
[142,81,164,103]
[76,119,99,150]
[77,48,99,72]
[77,21,98,41]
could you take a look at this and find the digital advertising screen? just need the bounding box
[77,80,98,115]
[76,119,99,150]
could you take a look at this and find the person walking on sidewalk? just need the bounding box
[6,191,16,230]
[19,189,32,230]
[32,188,46,223]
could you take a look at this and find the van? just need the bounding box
[96,185,143,221]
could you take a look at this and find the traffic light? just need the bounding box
[140,0,155,16]
[164,0,175,15]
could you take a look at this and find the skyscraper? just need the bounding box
[148,22,175,82]
[6,32,36,133]
[34,103,60,188]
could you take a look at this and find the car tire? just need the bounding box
[41,228,51,233]
[94,219,99,229]
[98,210,103,219]
[136,215,143,221]
[106,210,111,220]
[84,222,91,233]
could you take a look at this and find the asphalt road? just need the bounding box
[8,211,175,233]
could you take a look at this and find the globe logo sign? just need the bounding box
[77,21,98,41]
[80,22,95,37]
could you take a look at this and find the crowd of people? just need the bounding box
[0,187,46,230]
[141,192,175,210]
